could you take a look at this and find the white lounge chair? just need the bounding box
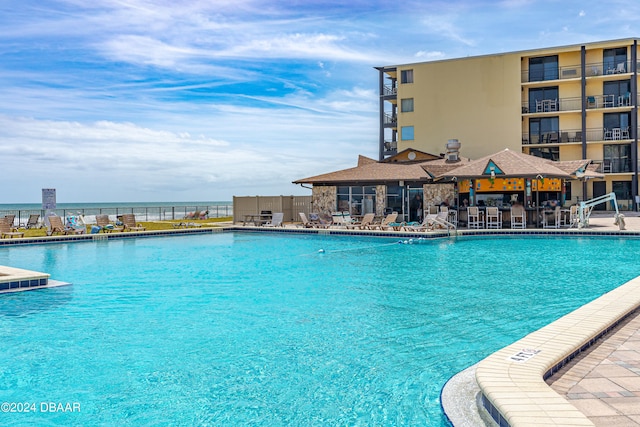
[373,212,398,230]
[264,212,284,227]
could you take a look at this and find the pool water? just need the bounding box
[0,233,639,426]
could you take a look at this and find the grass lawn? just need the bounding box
[11,217,233,238]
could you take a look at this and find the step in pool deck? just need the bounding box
[0,265,70,293]
[467,275,640,427]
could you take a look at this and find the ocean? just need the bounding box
[0,202,232,222]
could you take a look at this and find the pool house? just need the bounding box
[294,143,602,224]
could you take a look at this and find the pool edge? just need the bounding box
[468,275,640,427]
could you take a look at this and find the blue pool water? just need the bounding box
[0,233,639,426]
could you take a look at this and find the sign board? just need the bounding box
[42,189,57,227]
[42,188,57,210]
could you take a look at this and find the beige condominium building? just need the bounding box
[377,37,639,210]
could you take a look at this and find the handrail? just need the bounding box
[521,60,634,83]
[523,127,636,145]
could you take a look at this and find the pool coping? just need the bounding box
[0,226,224,246]
[0,265,71,293]
[2,223,640,247]
[470,275,640,427]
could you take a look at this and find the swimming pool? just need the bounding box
[0,233,638,426]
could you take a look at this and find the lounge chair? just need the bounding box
[341,212,356,226]
[121,214,146,232]
[331,212,346,226]
[299,212,318,228]
[2,215,16,230]
[0,221,24,238]
[347,213,375,230]
[403,215,436,232]
[373,212,398,230]
[317,213,333,228]
[309,213,331,228]
[96,214,122,232]
[264,212,284,227]
[23,214,41,229]
[47,215,84,235]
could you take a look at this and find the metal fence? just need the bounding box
[0,204,233,227]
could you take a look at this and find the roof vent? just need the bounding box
[446,139,461,163]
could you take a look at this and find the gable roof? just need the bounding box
[293,158,434,184]
[380,148,442,163]
[437,148,588,179]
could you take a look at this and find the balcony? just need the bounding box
[383,113,397,127]
[522,127,634,145]
[592,159,632,174]
[521,60,634,83]
[522,93,635,114]
[382,84,397,97]
[383,140,397,153]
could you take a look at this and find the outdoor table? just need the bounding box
[242,214,272,226]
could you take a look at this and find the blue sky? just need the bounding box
[1,0,639,202]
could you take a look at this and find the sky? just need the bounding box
[1,0,640,203]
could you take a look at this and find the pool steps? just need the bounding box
[0,265,70,293]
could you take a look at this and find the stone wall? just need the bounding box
[423,183,456,209]
[311,183,454,215]
[375,185,387,215]
[311,186,336,214]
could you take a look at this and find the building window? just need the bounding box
[603,47,627,74]
[530,146,559,161]
[529,117,558,144]
[604,144,631,173]
[612,181,632,201]
[401,69,413,84]
[603,112,631,138]
[604,80,631,107]
[401,98,414,112]
[529,87,558,112]
[401,126,414,140]
[386,185,403,215]
[336,186,376,215]
[565,181,572,202]
[529,55,558,82]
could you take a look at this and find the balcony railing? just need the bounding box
[522,93,635,114]
[382,84,397,97]
[383,113,397,126]
[383,140,397,151]
[521,60,634,83]
[592,159,633,174]
[522,127,635,145]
